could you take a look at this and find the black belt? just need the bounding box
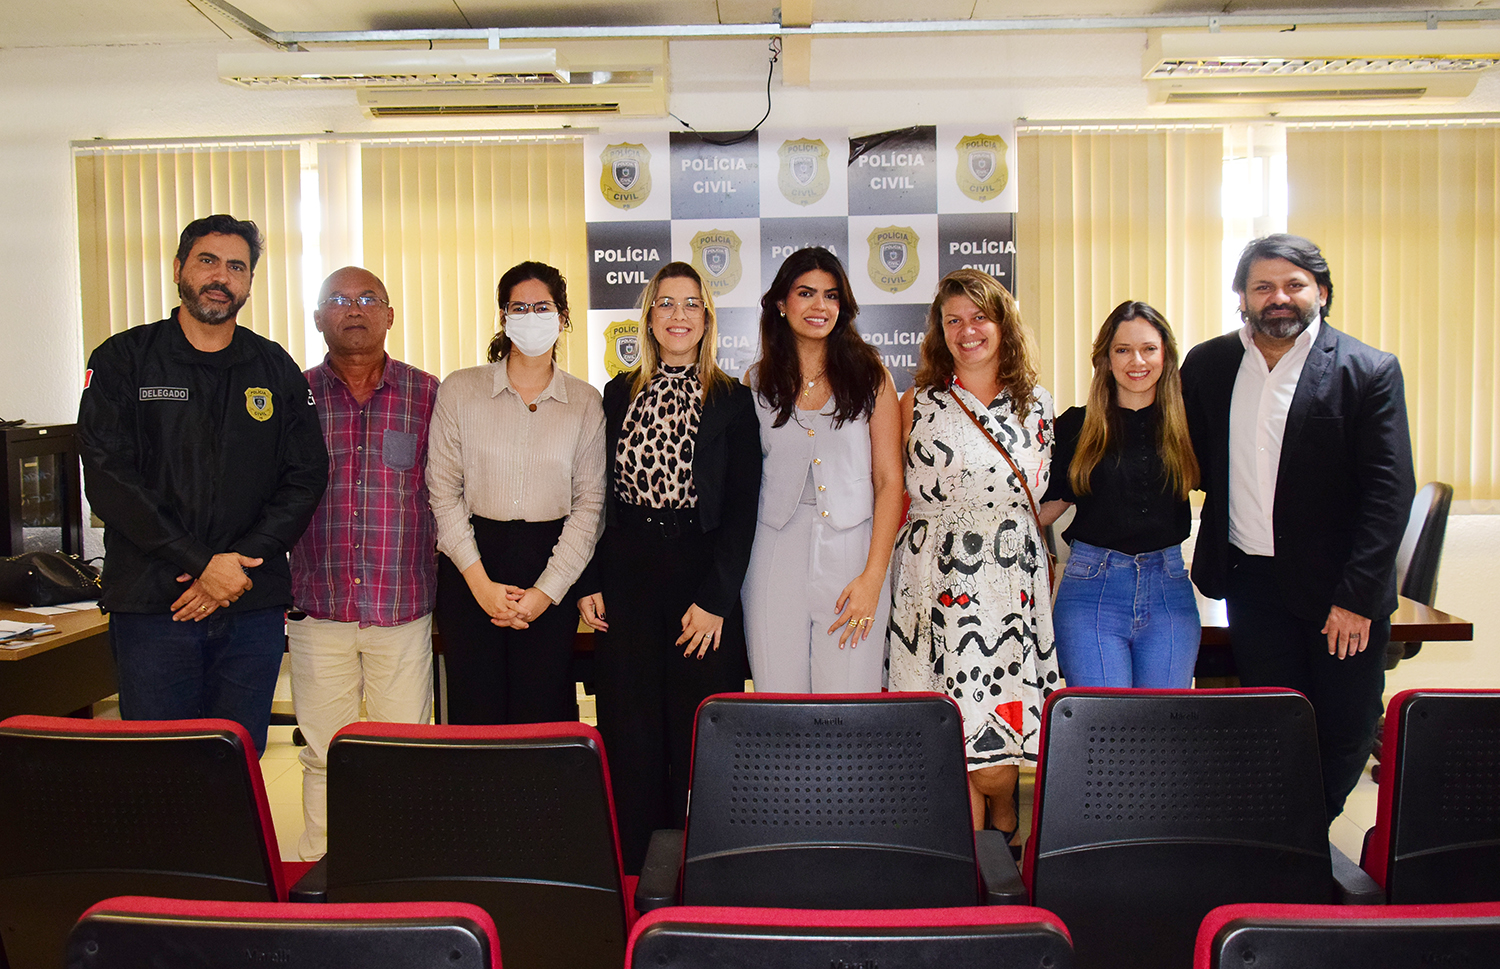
[616,502,698,539]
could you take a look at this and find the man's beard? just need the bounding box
[1246,299,1319,340]
[179,280,247,325]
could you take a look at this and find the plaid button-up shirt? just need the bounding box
[291,355,440,626]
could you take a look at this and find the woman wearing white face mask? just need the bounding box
[428,261,606,724]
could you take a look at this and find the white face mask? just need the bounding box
[506,311,561,357]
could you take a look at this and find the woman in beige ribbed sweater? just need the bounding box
[427,261,606,724]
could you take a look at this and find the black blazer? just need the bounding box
[584,371,762,617]
[1181,323,1415,623]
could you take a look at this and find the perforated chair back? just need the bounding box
[68,896,500,969]
[325,721,629,969]
[0,716,287,969]
[680,693,978,909]
[1195,902,1500,969]
[626,905,1073,969]
[1365,690,1500,904]
[1025,689,1332,969]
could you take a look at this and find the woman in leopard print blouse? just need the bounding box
[576,261,762,872]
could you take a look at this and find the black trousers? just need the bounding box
[593,510,749,872]
[1225,548,1388,822]
[435,516,579,726]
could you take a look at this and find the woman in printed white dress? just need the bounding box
[887,268,1058,850]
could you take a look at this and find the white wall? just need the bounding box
[0,32,1492,691]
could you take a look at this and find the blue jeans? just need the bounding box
[108,606,287,754]
[1052,541,1200,688]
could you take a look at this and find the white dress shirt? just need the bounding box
[1227,317,1321,556]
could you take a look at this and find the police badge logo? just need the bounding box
[602,319,642,377]
[867,226,921,294]
[599,143,653,210]
[777,138,831,206]
[689,229,744,299]
[244,387,274,422]
[955,134,1009,202]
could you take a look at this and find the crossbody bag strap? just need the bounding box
[949,386,1055,586]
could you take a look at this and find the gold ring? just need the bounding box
[846,618,859,627]
[198,605,207,612]
[859,616,873,625]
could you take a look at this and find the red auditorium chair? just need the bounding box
[626,905,1073,969]
[295,721,634,969]
[1362,689,1500,903]
[67,896,499,969]
[635,693,1023,912]
[1196,901,1500,968]
[0,716,311,969]
[1020,688,1381,969]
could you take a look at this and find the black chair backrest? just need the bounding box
[1382,691,1500,904]
[67,897,499,969]
[0,717,283,969]
[627,906,1073,969]
[1396,481,1452,605]
[1029,689,1332,969]
[326,723,626,969]
[680,693,978,909]
[1198,902,1500,969]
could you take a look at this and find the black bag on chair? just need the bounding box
[0,551,102,606]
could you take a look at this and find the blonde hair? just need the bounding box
[629,262,732,401]
[1070,300,1199,500]
[913,269,1039,420]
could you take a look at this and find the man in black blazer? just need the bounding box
[1182,234,1415,821]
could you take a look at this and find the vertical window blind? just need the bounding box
[1017,129,1225,413]
[76,147,305,362]
[1288,126,1500,501]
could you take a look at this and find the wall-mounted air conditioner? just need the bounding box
[220,41,668,118]
[1144,28,1500,104]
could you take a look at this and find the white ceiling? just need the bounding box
[4,0,1498,49]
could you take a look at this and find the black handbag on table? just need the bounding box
[0,551,103,607]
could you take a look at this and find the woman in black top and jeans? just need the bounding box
[576,262,761,872]
[1039,301,1201,688]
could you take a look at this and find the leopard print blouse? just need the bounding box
[615,364,703,508]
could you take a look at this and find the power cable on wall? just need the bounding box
[670,37,781,147]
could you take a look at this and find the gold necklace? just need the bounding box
[801,369,825,398]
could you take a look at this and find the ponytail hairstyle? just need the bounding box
[487,261,570,363]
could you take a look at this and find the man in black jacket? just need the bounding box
[1182,234,1415,821]
[78,215,328,753]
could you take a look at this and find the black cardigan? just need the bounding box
[580,371,762,617]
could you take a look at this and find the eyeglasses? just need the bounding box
[321,294,388,308]
[652,297,706,317]
[504,301,559,317]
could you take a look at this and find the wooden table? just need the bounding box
[1194,593,1473,678]
[0,605,114,719]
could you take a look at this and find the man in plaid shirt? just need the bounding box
[288,266,440,860]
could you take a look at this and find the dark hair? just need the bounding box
[1070,300,1198,500]
[913,268,1039,420]
[176,215,264,271]
[488,261,570,363]
[750,247,883,428]
[1232,233,1335,318]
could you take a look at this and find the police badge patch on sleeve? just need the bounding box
[245,387,274,422]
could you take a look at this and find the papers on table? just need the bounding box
[16,601,98,616]
[0,619,58,647]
